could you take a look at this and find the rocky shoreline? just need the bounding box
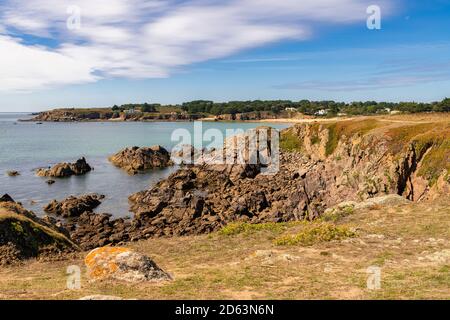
[1,118,449,265]
[24,108,302,123]
[23,109,203,122]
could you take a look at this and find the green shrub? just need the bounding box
[274,222,356,246]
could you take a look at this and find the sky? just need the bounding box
[0,0,449,112]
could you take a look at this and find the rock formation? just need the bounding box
[44,194,104,218]
[85,247,171,282]
[125,120,449,238]
[6,171,20,177]
[36,157,92,177]
[0,200,77,265]
[109,146,172,174]
[64,211,132,250]
[0,194,15,203]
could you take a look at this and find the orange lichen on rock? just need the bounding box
[85,246,171,282]
[85,247,130,279]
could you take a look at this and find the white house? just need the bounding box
[315,109,329,116]
[125,108,137,114]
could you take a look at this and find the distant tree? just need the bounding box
[141,103,157,113]
[434,98,450,112]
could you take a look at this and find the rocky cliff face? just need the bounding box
[281,119,449,203]
[126,119,449,238]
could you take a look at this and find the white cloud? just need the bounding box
[0,0,393,92]
[0,35,97,92]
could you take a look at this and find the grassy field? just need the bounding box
[0,196,448,300]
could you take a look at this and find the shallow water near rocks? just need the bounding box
[0,113,289,217]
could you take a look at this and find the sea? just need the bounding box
[0,113,289,217]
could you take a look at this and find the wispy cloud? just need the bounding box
[0,0,393,92]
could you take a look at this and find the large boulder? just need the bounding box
[0,201,77,265]
[44,194,104,218]
[36,157,92,177]
[109,146,172,174]
[85,247,171,282]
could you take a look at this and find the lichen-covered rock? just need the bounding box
[44,194,104,218]
[36,157,92,177]
[85,247,171,282]
[109,146,172,174]
[0,201,77,265]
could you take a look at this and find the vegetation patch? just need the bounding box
[415,131,450,185]
[324,119,382,156]
[322,206,355,222]
[274,222,356,246]
[219,221,301,236]
[385,123,437,154]
[280,130,303,152]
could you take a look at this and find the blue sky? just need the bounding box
[0,0,449,111]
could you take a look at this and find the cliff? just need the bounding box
[125,118,449,238]
[281,118,449,203]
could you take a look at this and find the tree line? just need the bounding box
[111,98,450,116]
[180,99,450,116]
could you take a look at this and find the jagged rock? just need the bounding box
[0,194,14,203]
[43,194,104,218]
[6,171,20,177]
[64,211,132,250]
[109,146,172,174]
[85,247,171,282]
[0,201,77,265]
[36,157,92,177]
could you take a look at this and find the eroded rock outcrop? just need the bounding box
[124,120,449,239]
[44,194,104,218]
[0,200,77,265]
[109,146,172,174]
[36,157,92,177]
[64,211,133,250]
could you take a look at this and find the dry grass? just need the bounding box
[0,196,449,300]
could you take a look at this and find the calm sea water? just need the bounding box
[0,113,289,217]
